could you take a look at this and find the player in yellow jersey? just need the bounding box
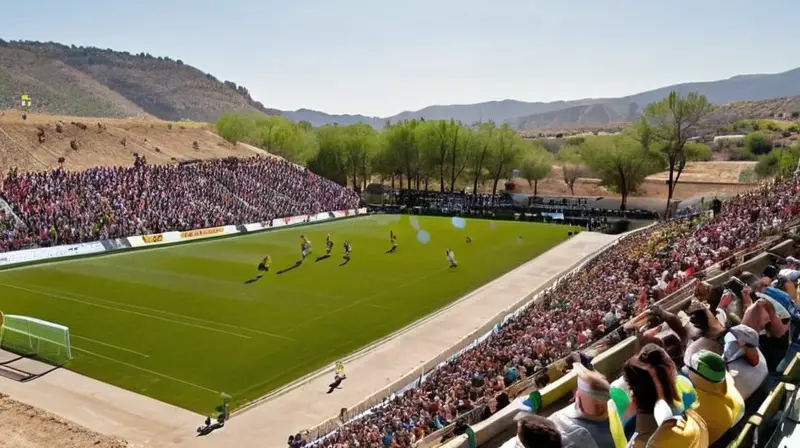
[325,233,334,255]
[257,254,271,277]
[387,230,398,253]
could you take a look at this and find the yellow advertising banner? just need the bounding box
[180,227,223,239]
[142,234,164,244]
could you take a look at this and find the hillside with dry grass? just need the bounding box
[0,112,264,174]
[706,96,800,124]
[0,40,279,122]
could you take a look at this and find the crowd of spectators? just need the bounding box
[305,178,800,448]
[0,156,359,251]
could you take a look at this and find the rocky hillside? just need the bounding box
[513,103,634,130]
[0,40,279,122]
[705,96,800,124]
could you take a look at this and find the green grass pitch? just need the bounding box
[0,215,577,413]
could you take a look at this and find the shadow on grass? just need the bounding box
[315,254,331,263]
[338,258,350,267]
[243,274,263,284]
[277,261,303,275]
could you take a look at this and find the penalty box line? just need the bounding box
[72,346,220,395]
[0,283,291,341]
[71,334,150,358]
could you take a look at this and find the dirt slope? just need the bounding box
[0,112,263,173]
[0,393,142,448]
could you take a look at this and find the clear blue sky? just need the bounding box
[4,0,799,117]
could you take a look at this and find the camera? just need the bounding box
[723,276,745,296]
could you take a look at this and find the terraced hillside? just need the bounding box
[0,112,264,173]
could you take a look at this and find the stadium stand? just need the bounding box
[0,156,359,251]
[301,178,800,447]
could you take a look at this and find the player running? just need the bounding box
[465,236,472,244]
[325,233,334,255]
[300,235,312,261]
[257,254,271,276]
[387,230,398,253]
[340,240,352,266]
[344,240,352,260]
[445,248,457,268]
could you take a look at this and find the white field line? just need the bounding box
[0,283,252,339]
[71,346,220,395]
[51,287,296,342]
[71,334,150,358]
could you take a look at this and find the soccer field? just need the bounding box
[0,215,576,413]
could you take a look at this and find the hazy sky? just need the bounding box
[4,0,799,116]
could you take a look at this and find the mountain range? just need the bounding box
[292,68,800,129]
[2,40,799,129]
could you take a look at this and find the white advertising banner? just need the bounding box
[0,241,105,267]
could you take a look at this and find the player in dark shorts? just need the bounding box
[387,230,398,253]
[343,240,352,261]
[465,236,472,244]
[300,235,312,261]
[339,240,352,266]
[257,255,271,277]
[326,233,334,255]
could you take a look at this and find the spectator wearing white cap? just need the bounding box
[722,325,767,400]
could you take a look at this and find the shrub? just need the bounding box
[792,111,800,119]
[729,146,757,161]
[744,132,773,155]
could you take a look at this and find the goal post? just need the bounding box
[0,314,72,365]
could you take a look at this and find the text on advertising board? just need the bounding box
[180,227,224,239]
[142,234,164,244]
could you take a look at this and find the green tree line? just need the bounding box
[217,90,727,215]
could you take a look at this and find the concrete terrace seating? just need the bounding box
[0,156,359,251]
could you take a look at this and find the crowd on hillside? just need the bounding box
[302,178,800,448]
[0,156,359,251]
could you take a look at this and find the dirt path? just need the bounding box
[0,393,142,448]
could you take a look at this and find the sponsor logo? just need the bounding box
[284,217,291,225]
[143,234,164,244]
[180,227,224,239]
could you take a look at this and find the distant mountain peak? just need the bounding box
[282,66,800,130]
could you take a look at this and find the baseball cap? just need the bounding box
[688,350,726,383]
[518,390,542,414]
[786,256,800,265]
[726,324,760,348]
